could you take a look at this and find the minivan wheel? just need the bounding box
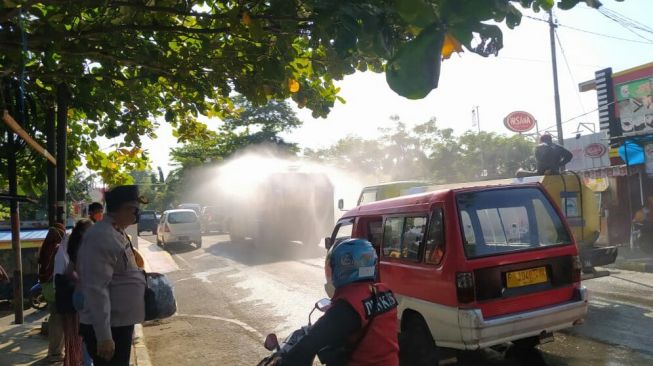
[399,313,439,366]
[512,336,540,350]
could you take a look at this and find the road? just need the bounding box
[140,233,653,366]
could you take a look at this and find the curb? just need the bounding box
[610,260,653,273]
[133,324,153,366]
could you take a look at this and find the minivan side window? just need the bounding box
[383,218,403,258]
[425,208,445,265]
[382,216,427,261]
[402,217,427,261]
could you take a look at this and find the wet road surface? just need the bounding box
[141,234,653,366]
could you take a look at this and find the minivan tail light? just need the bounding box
[572,255,582,283]
[164,224,170,232]
[456,272,475,304]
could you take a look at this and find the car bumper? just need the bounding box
[458,287,588,350]
[164,235,201,243]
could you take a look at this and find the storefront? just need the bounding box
[579,62,653,247]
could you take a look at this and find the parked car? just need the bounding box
[157,209,202,248]
[138,210,158,235]
[326,182,587,362]
[200,206,226,234]
[177,203,202,215]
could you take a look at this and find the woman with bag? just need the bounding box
[38,223,66,363]
[55,219,93,366]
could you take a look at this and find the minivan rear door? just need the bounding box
[455,186,579,318]
[168,211,200,236]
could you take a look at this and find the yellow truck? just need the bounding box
[353,174,617,279]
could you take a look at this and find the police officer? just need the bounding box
[268,238,399,366]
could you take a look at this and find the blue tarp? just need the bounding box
[619,140,645,165]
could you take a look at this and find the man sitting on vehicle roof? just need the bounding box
[535,134,573,175]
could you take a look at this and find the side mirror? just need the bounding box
[315,298,332,312]
[264,333,280,351]
[324,237,333,250]
[338,199,344,210]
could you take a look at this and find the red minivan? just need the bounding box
[327,182,587,357]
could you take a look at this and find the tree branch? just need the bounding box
[107,1,314,23]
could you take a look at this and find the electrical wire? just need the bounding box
[558,23,653,45]
[523,13,653,45]
[539,100,617,132]
[598,7,653,35]
[554,29,586,112]
[597,7,653,43]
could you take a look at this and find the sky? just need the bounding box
[135,0,653,176]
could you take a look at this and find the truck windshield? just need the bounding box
[456,187,572,259]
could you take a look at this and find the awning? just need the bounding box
[579,164,642,179]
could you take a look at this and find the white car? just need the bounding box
[157,209,202,248]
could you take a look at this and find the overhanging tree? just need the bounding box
[0,0,607,188]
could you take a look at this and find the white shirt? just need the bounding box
[53,236,70,277]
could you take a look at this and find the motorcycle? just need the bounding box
[257,298,332,366]
[633,221,653,255]
[29,281,48,310]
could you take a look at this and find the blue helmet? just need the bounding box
[325,238,377,289]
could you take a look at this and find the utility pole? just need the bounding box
[56,84,68,224]
[472,106,487,177]
[46,107,56,226]
[548,9,564,146]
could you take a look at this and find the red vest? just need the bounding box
[332,282,399,366]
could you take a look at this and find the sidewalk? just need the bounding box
[0,236,177,366]
[0,305,54,366]
[608,246,653,273]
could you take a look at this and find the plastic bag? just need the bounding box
[144,272,176,321]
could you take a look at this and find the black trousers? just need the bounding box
[80,323,134,366]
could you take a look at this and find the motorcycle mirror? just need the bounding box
[324,237,333,250]
[264,333,280,351]
[315,298,332,312]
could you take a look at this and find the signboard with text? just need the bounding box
[503,111,536,133]
[564,132,610,171]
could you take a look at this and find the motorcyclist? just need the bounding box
[535,134,573,175]
[268,238,399,366]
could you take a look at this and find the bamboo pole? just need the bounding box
[1,109,56,165]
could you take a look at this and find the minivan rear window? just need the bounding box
[168,211,198,224]
[456,187,572,258]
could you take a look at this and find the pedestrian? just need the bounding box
[88,202,104,223]
[264,238,399,366]
[78,185,147,366]
[38,223,66,363]
[54,218,93,366]
[535,134,573,175]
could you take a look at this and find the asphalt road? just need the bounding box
[141,233,653,366]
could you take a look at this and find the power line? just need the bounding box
[554,29,586,112]
[597,7,653,43]
[523,13,653,45]
[558,23,653,45]
[539,100,617,132]
[598,7,653,35]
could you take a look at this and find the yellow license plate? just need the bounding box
[506,267,548,288]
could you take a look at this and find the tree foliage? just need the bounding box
[305,117,537,183]
[0,0,600,192]
[160,96,301,208]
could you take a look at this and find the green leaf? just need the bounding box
[393,0,438,28]
[386,24,445,99]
